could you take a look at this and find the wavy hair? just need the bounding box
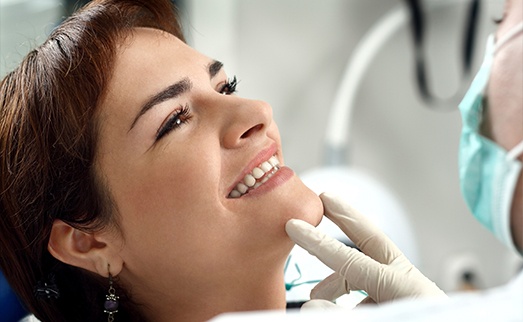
[0,1,184,320]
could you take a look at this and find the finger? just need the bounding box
[320,192,405,265]
[286,219,384,293]
[301,299,339,311]
[286,219,365,270]
[310,272,349,301]
[286,219,399,301]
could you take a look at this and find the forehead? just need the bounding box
[99,27,208,116]
[111,28,200,87]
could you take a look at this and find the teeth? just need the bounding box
[229,190,241,198]
[260,161,272,172]
[269,156,279,167]
[229,155,281,198]
[244,174,256,187]
[252,167,265,179]
[237,183,248,194]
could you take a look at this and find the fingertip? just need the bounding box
[320,193,358,222]
[319,192,349,215]
[285,218,298,232]
[285,219,321,247]
[285,218,311,234]
[285,219,299,236]
[319,191,339,202]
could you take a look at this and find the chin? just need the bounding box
[277,175,323,227]
[296,185,323,227]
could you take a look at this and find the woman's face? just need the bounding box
[486,0,523,249]
[96,28,322,297]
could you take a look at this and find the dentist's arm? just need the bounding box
[286,193,446,304]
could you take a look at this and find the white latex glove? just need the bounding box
[285,192,446,304]
[300,299,340,311]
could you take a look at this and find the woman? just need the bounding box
[0,1,323,321]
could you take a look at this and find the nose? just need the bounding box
[220,97,273,149]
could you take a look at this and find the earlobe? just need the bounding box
[48,219,123,277]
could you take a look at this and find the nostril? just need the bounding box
[240,123,263,139]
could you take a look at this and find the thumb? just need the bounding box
[310,272,349,301]
[285,219,384,293]
[301,299,339,311]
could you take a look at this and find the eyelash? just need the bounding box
[155,76,239,141]
[220,76,238,95]
[156,104,191,141]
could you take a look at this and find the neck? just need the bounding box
[147,261,288,322]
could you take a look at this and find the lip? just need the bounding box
[227,143,281,197]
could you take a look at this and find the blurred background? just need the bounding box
[1,0,522,318]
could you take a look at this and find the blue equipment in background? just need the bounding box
[1,271,27,322]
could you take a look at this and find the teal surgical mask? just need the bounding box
[458,22,523,254]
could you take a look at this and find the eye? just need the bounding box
[156,104,191,141]
[493,15,505,24]
[219,76,239,95]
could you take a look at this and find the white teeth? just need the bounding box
[252,167,265,179]
[229,154,281,198]
[229,190,241,198]
[260,161,272,172]
[244,174,256,187]
[237,182,248,194]
[268,156,279,167]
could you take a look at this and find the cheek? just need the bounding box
[109,143,224,243]
[111,151,236,274]
[488,46,523,148]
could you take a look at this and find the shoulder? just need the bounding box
[19,315,40,322]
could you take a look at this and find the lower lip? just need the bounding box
[240,166,294,198]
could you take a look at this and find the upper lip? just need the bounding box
[227,143,279,196]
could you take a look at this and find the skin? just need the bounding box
[484,0,523,250]
[89,28,322,321]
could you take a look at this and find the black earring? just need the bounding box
[104,265,119,322]
[34,273,60,300]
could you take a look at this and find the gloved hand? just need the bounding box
[285,192,446,304]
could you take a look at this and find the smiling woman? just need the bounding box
[0,1,322,322]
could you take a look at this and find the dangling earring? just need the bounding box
[104,264,119,322]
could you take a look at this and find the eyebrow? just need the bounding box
[208,60,223,79]
[129,60,224,131]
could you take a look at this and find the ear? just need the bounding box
[48,219,123,277]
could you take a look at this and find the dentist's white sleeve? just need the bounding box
[211,269,523,321]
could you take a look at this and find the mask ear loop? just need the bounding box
[493,21,523,54]
[507,140,523,161]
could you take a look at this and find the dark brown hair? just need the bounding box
[0,1,184,321]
